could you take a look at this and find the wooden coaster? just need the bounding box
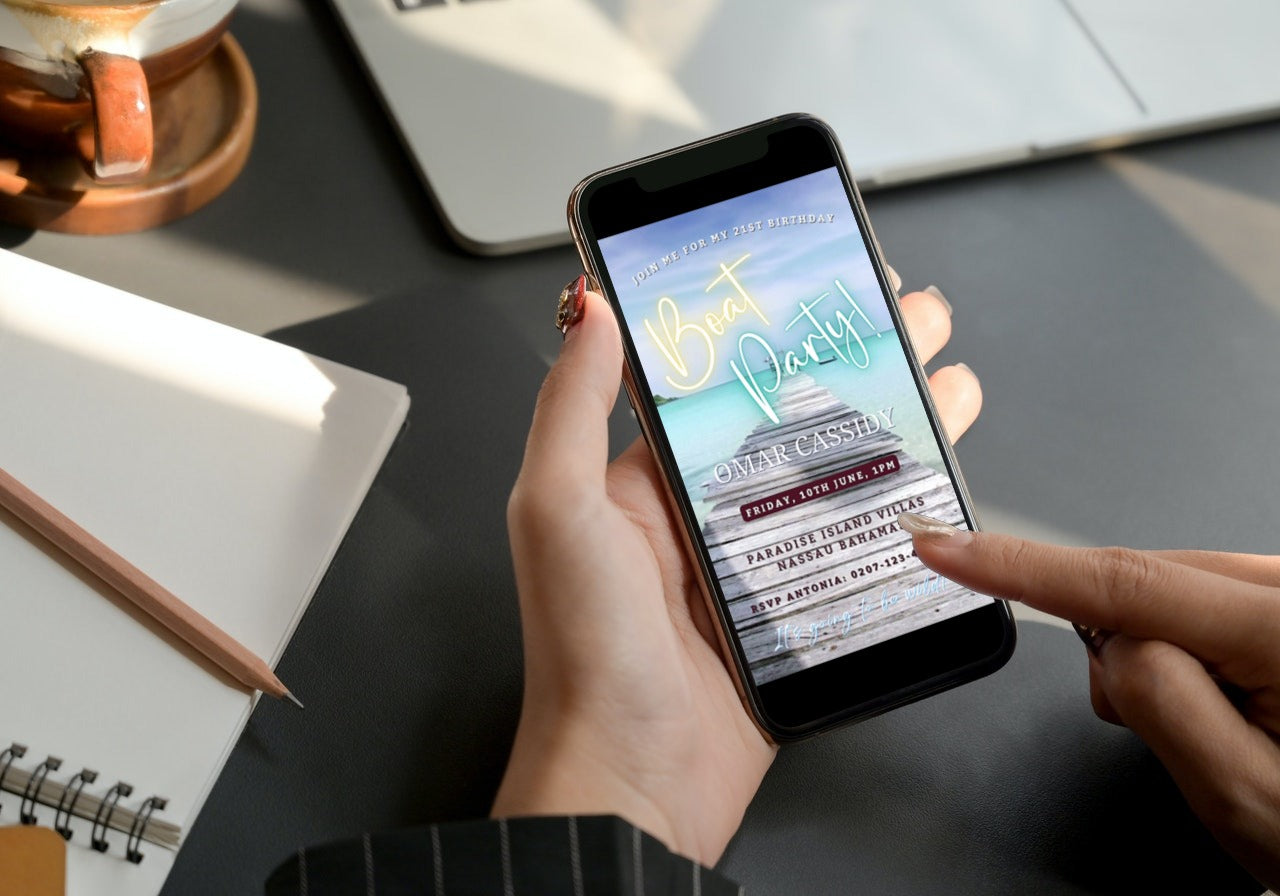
[0,34,257,234]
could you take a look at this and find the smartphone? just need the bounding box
[568,114,1015,741]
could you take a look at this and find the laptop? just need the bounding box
[328,0,1280,255]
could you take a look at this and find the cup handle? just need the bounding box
[78,49,153,184]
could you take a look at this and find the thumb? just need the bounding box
[517,284,623,500]
[1095,636,1280,873]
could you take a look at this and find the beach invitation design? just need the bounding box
[599,168,989,684]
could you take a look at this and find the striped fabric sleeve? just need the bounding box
[264,815,743,896]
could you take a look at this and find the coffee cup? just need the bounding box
[0,0,237,184]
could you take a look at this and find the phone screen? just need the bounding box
[575,118,1010,735]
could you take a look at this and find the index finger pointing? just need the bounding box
[909,526,1279,666]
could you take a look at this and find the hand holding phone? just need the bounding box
[497,205,984,866]
[567,115,1014,740]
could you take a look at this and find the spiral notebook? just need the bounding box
[0,249,410,896]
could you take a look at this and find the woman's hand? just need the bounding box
[494,278,979,866]
[903,519,1280,891]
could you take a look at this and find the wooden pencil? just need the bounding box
[0,465,301,708]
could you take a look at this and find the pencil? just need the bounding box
[0,465,302,708]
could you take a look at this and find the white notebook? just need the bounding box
[0,249,410,895]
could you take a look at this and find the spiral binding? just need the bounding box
[0,741,181,863]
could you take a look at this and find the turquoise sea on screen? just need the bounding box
[656,333,950,527]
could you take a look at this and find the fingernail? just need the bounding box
[1072,623,1112,658]
[924,285,953,316]
[555,274,587,336]
[897,512,973,545]
[955,361,976,378]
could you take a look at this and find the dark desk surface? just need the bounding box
[7,1,1279,893]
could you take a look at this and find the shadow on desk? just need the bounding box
[161,289,1260,896]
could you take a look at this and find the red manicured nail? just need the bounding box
[555,274,587,335]
[1073,623,1112,658]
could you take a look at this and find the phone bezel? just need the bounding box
[568,114,1015,741]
